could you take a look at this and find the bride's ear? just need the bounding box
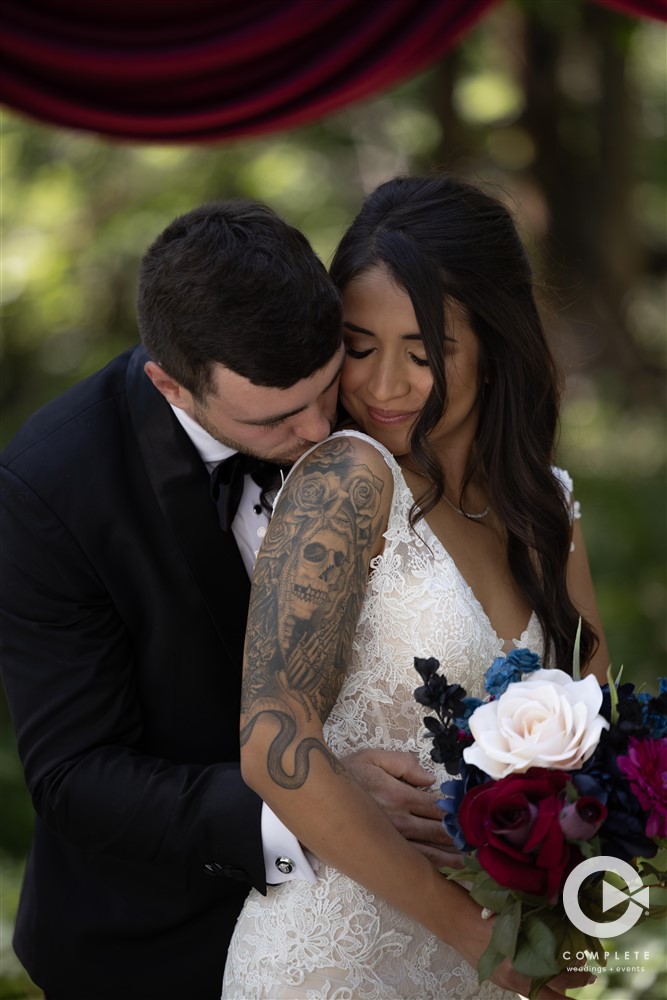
[144,361,194,410]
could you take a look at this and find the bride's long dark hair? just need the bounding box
[329,174,597,673]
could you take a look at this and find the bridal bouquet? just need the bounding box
[413,649,667,999]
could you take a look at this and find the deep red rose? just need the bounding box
[458,768,583,902]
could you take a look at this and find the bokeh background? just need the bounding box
[1,1,665,996]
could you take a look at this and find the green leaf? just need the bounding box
[639,847,667,875]
[512,914,561,979]
[469,878,512,913]
[572,834,602,859]
[580,935,607,966]
[606,664,620,724]
[439,855,483,880]
[477,940,505,984]
[647,883,667,907]
[637,861,660,878]
[439,862,483,881]
[558,921,591,965]
[572,617,582,680]
[490,898,522,958]
[564,780,579,804]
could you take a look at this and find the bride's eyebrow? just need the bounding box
[343,321,423,341]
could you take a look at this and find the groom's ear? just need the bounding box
[144,361,194,410]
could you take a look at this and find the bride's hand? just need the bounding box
[340,748,461,867]
[454,907,596,999]
[490,959,596,999]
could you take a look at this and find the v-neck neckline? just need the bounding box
[396,467,536,652]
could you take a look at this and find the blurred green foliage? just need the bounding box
[1,1,665,996]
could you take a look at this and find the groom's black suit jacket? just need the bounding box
[0,346,266,999]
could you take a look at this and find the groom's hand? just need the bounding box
[341,748,462,868]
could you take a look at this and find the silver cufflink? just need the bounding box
[275,857,294,874]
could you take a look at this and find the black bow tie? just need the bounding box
[210,453,284,532]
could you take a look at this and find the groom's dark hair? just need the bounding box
[137,200,342,401]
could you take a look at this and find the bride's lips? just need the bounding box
[366,406,417,426]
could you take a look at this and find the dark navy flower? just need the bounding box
[414,657,473,773]
[413,657,467,717]
[574,740,657,862]
[423,718,462,772]
[597,683,649,755]
[599,682,638,724]
[453,696,484,731]
[413,656,440,683]
[638,678,667,738]
[598,786,657,862]
[483,648,542,697]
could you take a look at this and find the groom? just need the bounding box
[0,200,452,1000]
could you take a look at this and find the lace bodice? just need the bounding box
[223,432,568,1000]
[322,432,544,770]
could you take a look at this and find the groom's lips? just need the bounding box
[366,406,418,427]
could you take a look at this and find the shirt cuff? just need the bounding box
[261,803,318,884]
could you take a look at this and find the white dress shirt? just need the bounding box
[170,405,316,884]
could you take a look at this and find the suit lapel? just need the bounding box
[125,346,250,670]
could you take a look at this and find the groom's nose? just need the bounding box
[292,405,332,444]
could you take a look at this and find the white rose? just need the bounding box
[463,669,609,780]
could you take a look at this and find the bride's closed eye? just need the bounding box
[344,343,430,367]
[345,345,373,360]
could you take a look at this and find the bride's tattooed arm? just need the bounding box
[240,438,387,791]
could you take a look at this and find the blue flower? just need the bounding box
[437,778,468,850]
[453,696,484,731]
[638,678,667,738]
[483,648,541,697]
[506,648,542,673]
[436,762,488,851]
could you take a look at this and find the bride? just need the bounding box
[222,175,608,999]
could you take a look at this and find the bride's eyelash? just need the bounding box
[344,344,429,367]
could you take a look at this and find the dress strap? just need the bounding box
[551,466,581,524]
[327,430,397,473]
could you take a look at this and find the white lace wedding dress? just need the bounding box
[222,431,573,1000]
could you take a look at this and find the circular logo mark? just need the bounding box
[563,856,650,938]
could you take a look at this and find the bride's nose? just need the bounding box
[366,357,410,402]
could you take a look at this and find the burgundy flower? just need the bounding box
[458,768,582,902]
[559,796,607,841]
[617,736,667,839]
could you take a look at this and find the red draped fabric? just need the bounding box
[0,0,665,142]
